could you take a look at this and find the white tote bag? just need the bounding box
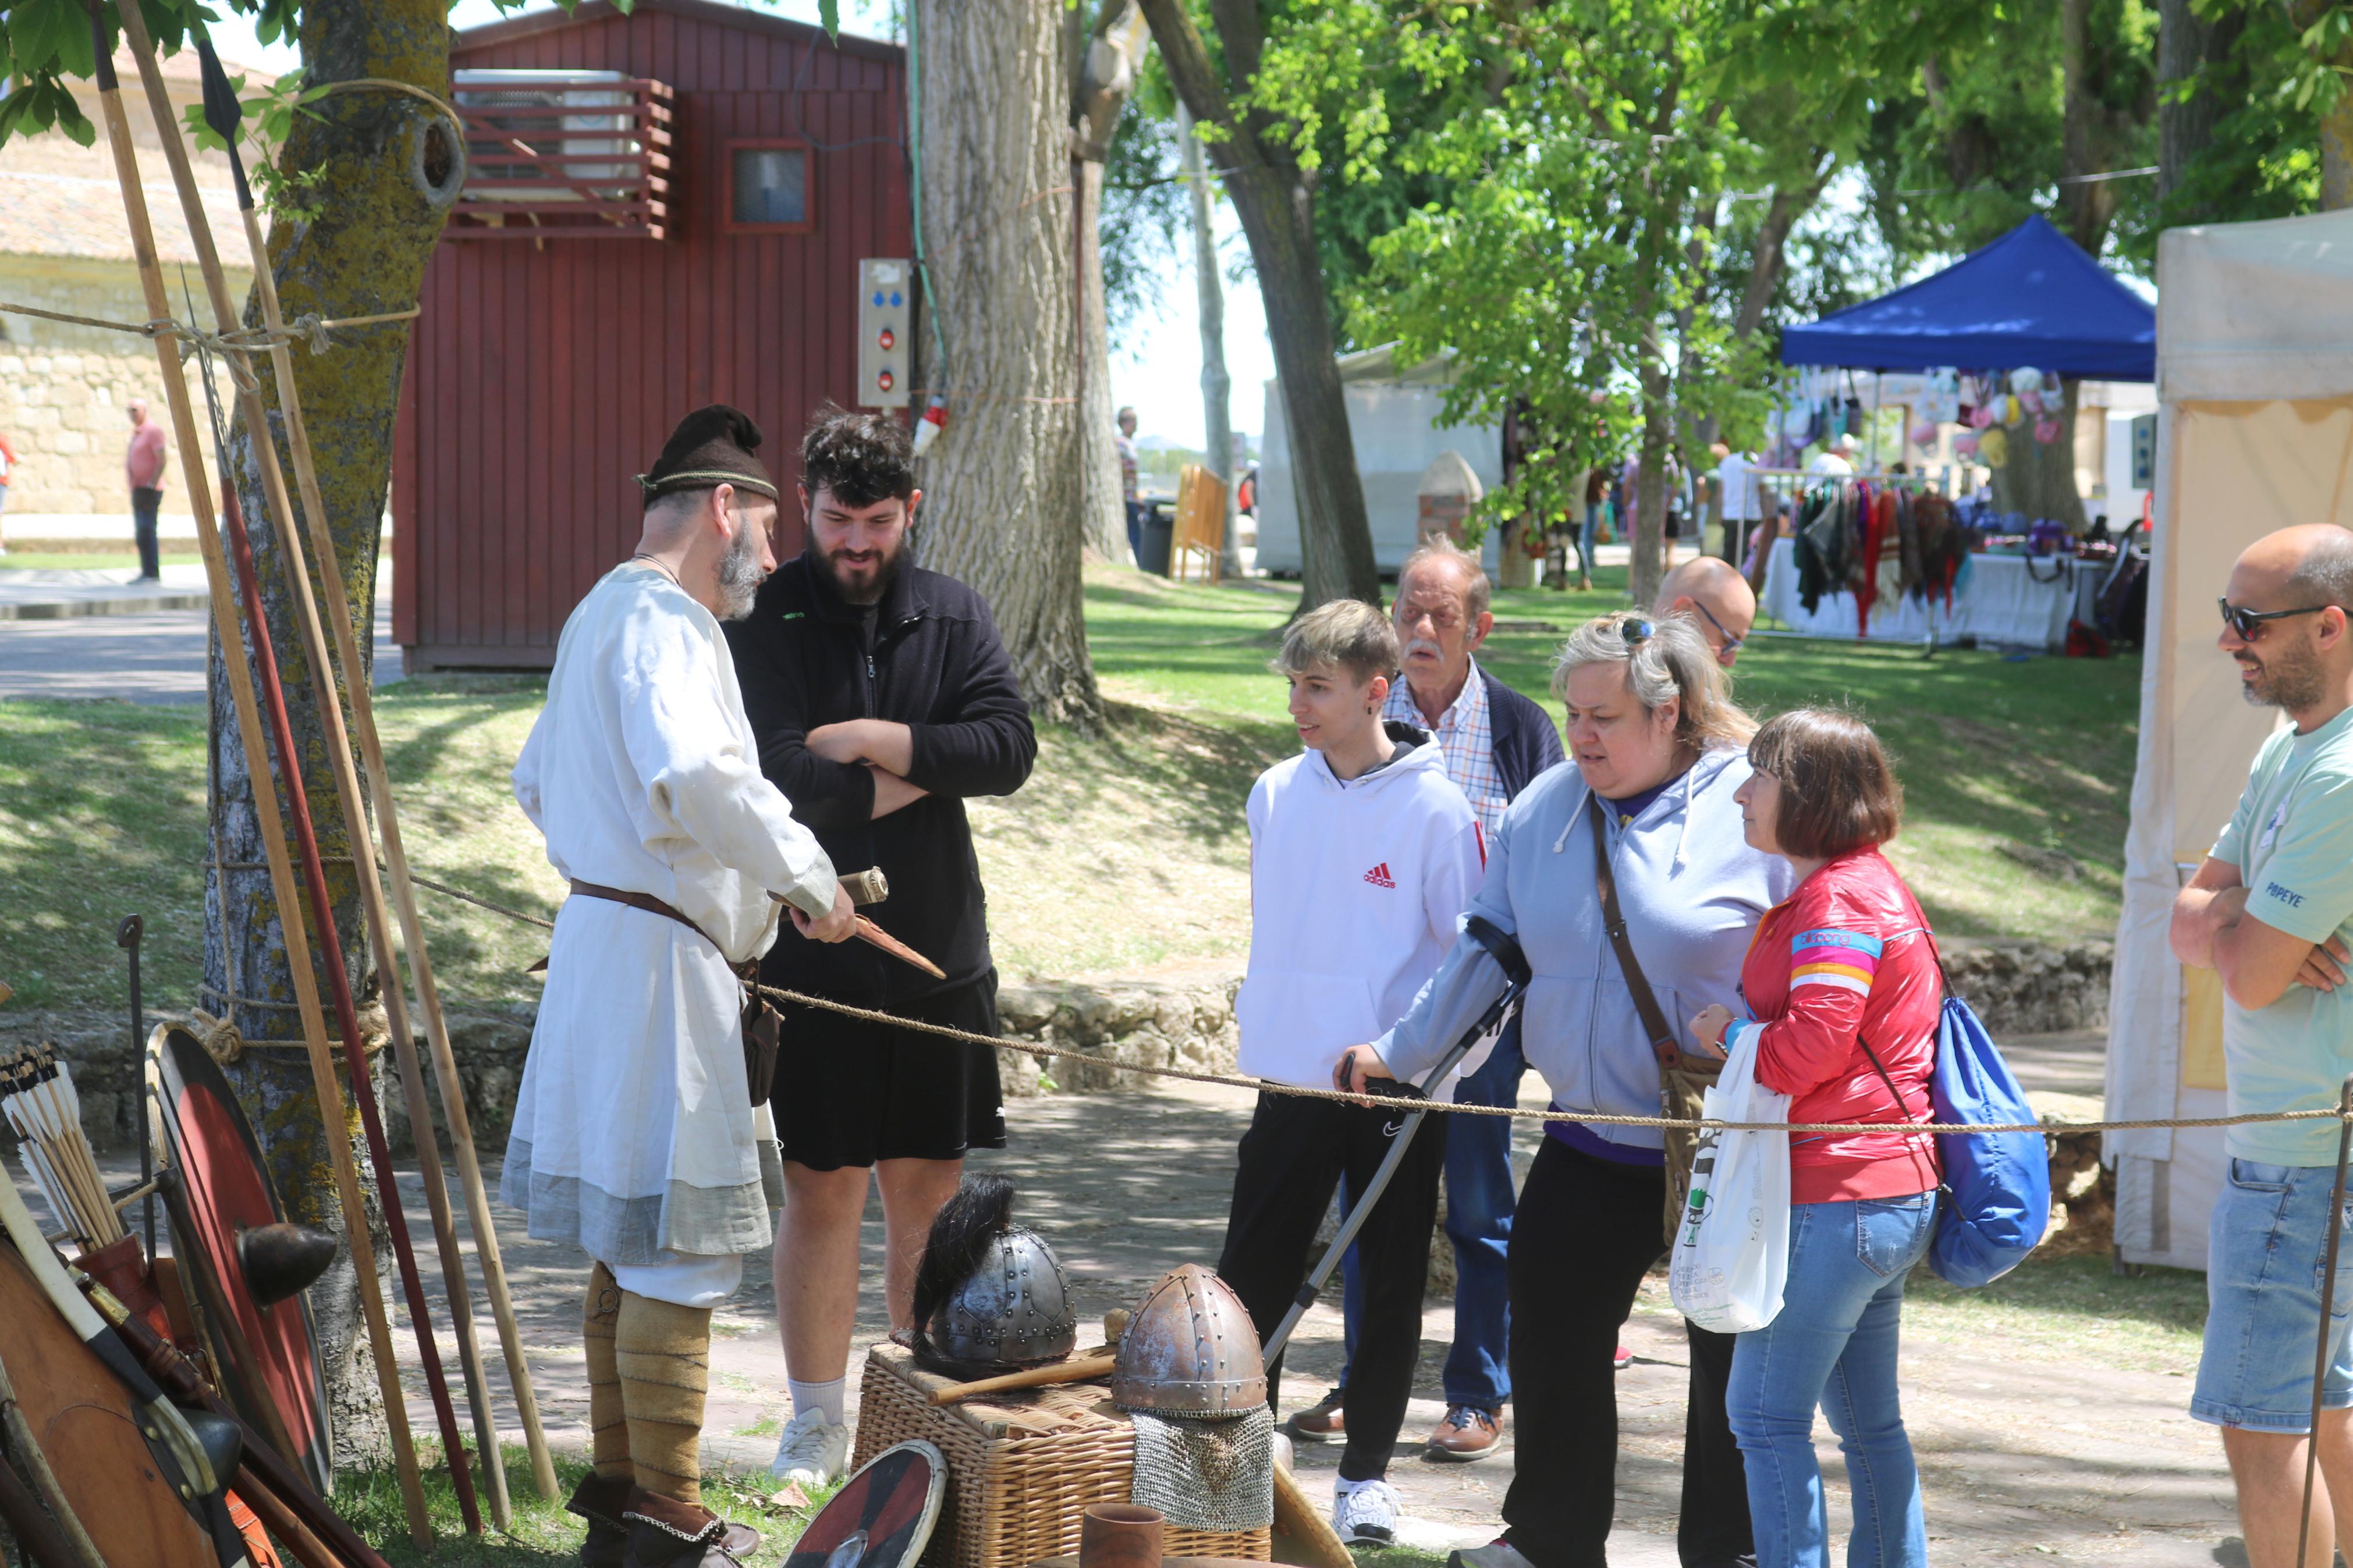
[1667,1025,1792,1333]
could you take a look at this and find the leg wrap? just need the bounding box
[585,1261,630,1481]
[616,1288,713,1506]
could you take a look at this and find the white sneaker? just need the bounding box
[1332,1478,1401,1546]
[769,1406,851,1486]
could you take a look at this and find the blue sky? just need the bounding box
[203,0,1272,452]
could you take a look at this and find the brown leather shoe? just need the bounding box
[565,1473,632,1567]
[1286,1386,1345,1444]
[620,1489,761,1567]
[1425,1403,1505,1462]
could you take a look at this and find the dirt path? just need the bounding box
[340,1066,2240,1568]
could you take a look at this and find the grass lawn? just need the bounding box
[0,561,2134,1013]
[0,550,205,571]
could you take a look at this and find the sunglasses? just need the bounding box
[2220,598,2329,641]
[1620,617,1656,646]
[1694,600,1745,655]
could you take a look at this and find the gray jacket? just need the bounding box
[1376,747,1794,1155]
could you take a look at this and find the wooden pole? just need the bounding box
[113,8,484,1532]
[126,25,516,1521]
[77,5,430,1542]
[193,31,556,1499]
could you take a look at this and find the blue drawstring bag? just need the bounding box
[1923,992,2049,1286]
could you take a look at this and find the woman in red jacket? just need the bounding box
[1689,709,1940,1568]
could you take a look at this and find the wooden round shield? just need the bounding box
[0,1236,218,1568]
[151,1023,333,1493]
[785,1441,946,1568]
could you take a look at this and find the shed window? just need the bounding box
[728,144,810,230]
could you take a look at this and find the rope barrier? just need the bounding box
[0,298,421,379]
[396,870,2348,1139]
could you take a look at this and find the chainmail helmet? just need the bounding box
[909,1176,1078,1379]
[1112,1264,1266,1417]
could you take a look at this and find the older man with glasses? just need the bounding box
[1285,536,1565,1465]
[1654,554,1757,669]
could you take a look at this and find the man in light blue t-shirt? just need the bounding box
[2174,523,2353,1568]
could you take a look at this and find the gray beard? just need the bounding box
[2241,645,2326,712]
[716,516,765,621]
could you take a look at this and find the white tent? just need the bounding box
[2108,208,2353,1270]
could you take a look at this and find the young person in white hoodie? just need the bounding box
[1216,599,1487,1546]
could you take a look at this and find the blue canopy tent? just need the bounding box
[1780,215,2155,381]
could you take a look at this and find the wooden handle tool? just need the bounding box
[857,916,947,979]
[928,1349,1116,1406]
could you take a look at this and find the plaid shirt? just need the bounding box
[1386,658,1507,837]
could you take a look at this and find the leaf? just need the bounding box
[819,0,840,41]
[766,1482,811,1511]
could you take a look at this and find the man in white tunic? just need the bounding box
[504,405,854,1567]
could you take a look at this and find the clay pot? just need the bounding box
[1080,1504,1165,1568]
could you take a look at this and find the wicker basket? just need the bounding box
[851,1343,1273,1568]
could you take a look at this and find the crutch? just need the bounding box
[1263,916,1531,1362]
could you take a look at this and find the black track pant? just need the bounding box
[1217,1086,1445,1484]
[1503,1137,1754,1568]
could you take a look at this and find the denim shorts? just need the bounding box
[2193,1157,2353,1431]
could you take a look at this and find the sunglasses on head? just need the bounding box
[2220,598,2329,641]
[1620,617,1656,646]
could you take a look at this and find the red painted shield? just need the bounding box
[786,1441,946,1568]
[152,1025,333,1493]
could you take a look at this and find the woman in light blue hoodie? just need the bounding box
[1341,611,1794,1568]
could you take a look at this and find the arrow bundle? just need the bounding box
[0,1043,122,1251]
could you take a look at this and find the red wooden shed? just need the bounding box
[392,0,909,671]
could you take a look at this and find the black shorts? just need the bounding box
[769,975,1008,1170]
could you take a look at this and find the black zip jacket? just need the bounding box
[725,548,1037,1009]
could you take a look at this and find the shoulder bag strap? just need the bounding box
[1849,926,1944,1188]
[1587,792,1680,1068]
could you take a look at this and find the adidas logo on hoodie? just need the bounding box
[1364,862,1396,888]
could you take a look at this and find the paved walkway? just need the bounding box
[0,571,398,703]
[336,1026,2232,1567]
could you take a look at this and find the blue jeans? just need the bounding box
[1727,1192,1936,1568]
[1336,1015,1524,1410]
[1578,506,1599,578]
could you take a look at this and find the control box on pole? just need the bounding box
[857,258,912,410]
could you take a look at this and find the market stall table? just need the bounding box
[1758,535,2088,650]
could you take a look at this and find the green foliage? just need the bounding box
[0,0,222,151]
[180,66,336,223]
[1101,89,1191,337]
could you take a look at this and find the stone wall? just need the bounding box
[0,254,249,520]
[1939,938,2113,1035]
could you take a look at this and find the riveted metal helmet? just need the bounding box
[1112,1264,1266,1417]
[928,1226,1079,1372]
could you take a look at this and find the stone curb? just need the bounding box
[0,591,211,620]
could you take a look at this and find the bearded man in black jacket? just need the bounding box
[725,405,1036,1486]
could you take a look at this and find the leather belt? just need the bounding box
[566,879,721,951]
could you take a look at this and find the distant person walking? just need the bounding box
[0,427,18,556]
[1115,405,1144,564]
[126,398,166,581]
[2174,524,2353,1568]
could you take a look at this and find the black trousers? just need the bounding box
[1503,1138,1753,1568]
[1218,1087,1445,1484]
[131,485,162,579]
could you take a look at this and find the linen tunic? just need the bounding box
[502,561,836,1266]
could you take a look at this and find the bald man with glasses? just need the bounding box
[1655,555,1756,669]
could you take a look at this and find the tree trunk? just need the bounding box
[1176,101,1241,577]
[913,0,1104,728]
[1989,376,2090,531]
[2156,0,2245,219]
[202,0,462,1467]
[2056,0,2118,249]
[1140,0,1380,610]
[2327,88,2353,209]
[1071,1,1149,565]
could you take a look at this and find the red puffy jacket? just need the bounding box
[1726,847,1942,1205]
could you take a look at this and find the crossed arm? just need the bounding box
[803,719,929,819]
[2172,856,2349,1009]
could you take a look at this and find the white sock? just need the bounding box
[789,1376,846,1427]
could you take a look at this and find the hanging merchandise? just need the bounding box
[1981,426,2010,467]
[2007,366,2045,397]
[2034,415,2064,445]
[1926,368,1963,425]
[1969,402,1997,431]
[2004,394,2025,427]
[2018,386,2044,415]
[1953,431,1981,458]
[1908,419,1939,449]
